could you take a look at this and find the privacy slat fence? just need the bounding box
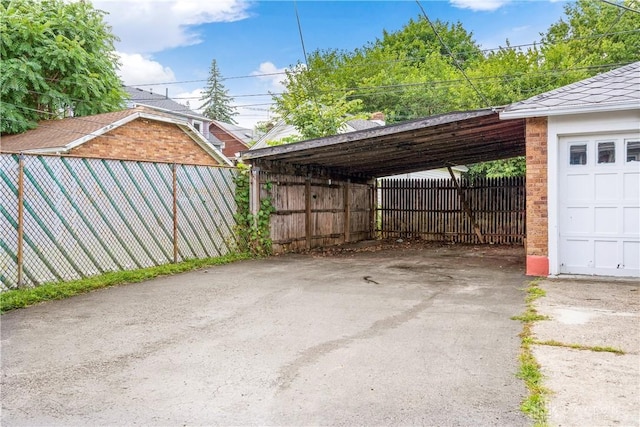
[0,153,238,290]
[261,172,374,253]
[379,176,525,244]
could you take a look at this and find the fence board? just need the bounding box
[379,177,525,244]
[0,154,239,290]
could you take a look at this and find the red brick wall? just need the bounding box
[209,123,249,159]
[71,118,221,166]
[525,117,549,276]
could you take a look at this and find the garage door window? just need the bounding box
[570,144,587,165]
[597,141,615,164]
[627,140,640,162]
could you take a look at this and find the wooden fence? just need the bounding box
[379,176,525,244]
[260,172,374,253]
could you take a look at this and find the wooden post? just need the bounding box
[447,167,484,244]
[343,180,350,243]
[17,154,24,287]
[370,179,377,240]
[172,163,178,263]
[305,176,312,249]
[249,167,261,223]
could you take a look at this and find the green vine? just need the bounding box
[233,163,275,256]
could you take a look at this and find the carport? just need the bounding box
[241,108,526,252]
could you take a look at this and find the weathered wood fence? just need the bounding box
[260,172,374,253]
[379,176,525,244]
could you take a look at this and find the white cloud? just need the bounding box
[251,62,288,93]
[95,0,252,53]
[117,52,176,88]
[449,0,511,11]
[173,88,205,112]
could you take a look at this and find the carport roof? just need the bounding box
[241,108,525,180]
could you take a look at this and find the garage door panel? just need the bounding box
[623,172,639,200]
[564,207,591,233]
[623,241,640,270]
[594,173,618,200]
[562,239,591,268]
[566,174,592,201]
[594,240,618,269]
[594,207,617,234]
[623,207,639,234]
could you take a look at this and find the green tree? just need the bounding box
[0,0,126,135]
[274,64,363,140]
[541,0,640,71]
[199,59,238,124]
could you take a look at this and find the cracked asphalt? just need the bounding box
[1,243,528,426]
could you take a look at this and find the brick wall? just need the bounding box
[71,118,221,166]
[209,123,249,159]
[525,117,549,275]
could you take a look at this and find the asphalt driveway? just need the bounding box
[1,243,528,426]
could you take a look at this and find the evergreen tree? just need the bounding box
[199,59,238,124]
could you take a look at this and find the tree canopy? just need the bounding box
[270,0,640,176]
[0,0,126,135]
[199,59,238,124]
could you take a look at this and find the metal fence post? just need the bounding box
[172,163,178,263]
[17,153,24,288]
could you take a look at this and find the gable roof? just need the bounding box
[124,86,210,122]
[251,117,384,150]
[0,108,232,165]
[501,62,640,119]
[211,120,253,145]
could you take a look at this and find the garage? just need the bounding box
[559,134,639,276]
[501,61,640,277]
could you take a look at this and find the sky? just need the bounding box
[93,0,571,129]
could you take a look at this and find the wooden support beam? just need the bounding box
[344,180,351,243]
[305,177,312,250]
[447,167,484,244]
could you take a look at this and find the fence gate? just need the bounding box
[378,176,525,244]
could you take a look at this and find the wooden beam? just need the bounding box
[305,177,311,250]
[344,180,350,243]
[447,166,484,244]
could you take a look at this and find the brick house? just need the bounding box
[208,120,253,159]
[501,62,640,277]
[0,108,232,166]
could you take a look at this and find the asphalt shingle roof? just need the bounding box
[124,86,209,121]
[502,61,640,117]
[1,109,138,151]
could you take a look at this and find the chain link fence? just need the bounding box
[0,154,240,290]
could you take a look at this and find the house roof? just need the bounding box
[251,117,384,150]
[124,86,210,122]
[0,108,232,166]
[212,120,253,144]
[500,61,640,119]
[242,108,525,181]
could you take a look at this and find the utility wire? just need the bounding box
[415,0,490,108]
[599,0,640,14]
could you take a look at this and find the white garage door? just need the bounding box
[559,134,640,277]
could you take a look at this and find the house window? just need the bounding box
[597,141,615,164]
[627,140,640,162]
[569,144,587,165]
[193,121,202,132]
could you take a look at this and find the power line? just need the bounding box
[120,28,640,88]
[599,0,640,14]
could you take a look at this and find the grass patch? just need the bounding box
[513,279,549,426]
[534,339,625,355]
[0,252,252,313]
